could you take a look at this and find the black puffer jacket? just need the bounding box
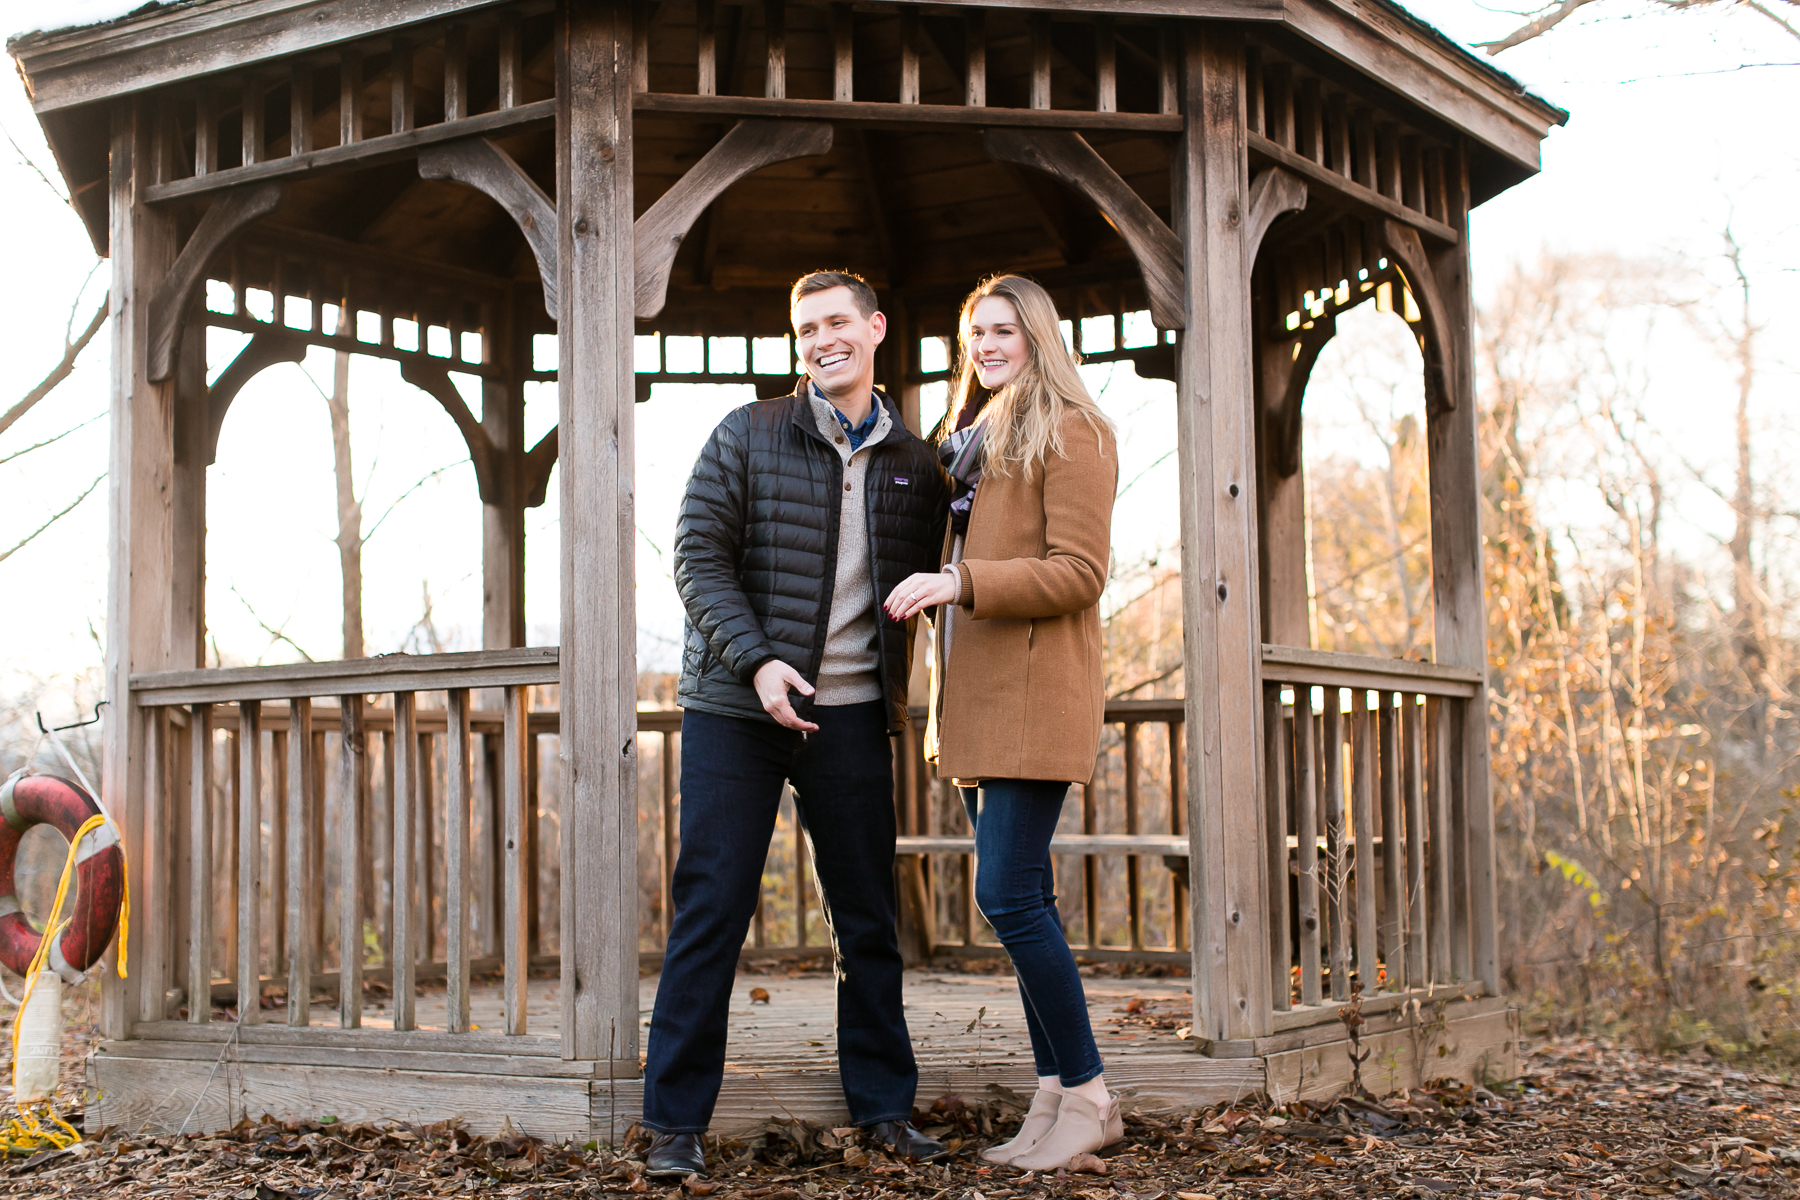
[674,383,951,732]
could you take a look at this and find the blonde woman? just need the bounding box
[884,275,1120,1170]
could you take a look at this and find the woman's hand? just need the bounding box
[884,571,958,621]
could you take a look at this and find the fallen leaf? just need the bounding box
[1174,1192,1217,1200]
[1126,999,1146,1014]
[1064,1153,1109,1175]
[684,1179,720,1195]
[749,987,771,1004]
[1174,1026,1193,1040]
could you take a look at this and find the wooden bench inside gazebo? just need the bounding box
[8,0,1563,1138]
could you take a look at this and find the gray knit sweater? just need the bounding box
[809,393,891,705]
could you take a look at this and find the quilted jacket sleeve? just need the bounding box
[673,409,779,684]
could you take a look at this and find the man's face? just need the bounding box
[791,286,887,397]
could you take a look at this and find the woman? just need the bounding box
[884,275,1120,1170]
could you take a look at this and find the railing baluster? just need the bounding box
[1169,719,1186,951]
[444,24,468,122]
[1323,691,1348,1000]
[1244,44,1262,135]
[391,693,417,1030]
[527,728,541,956]
[1094,16,1116,114]
[289,64,314,156]
[1380,690,1404,990]
[390,38,414,134]
[237,701,263,1023]
[287,699,313,1027]
[1029,14,1051,111]
[698,0,719,97]
[446,688,472,1032]
[1352,691,1377,995]
[223,727,239,993]
[794,780,808,948]
[1427,697,1451,981]
[1158,22,1178,116]
[188,705,214,1023]
[502,685,529,1035]
[310,728,327,967]
[338,693,365,1027]
[242,78,265,167]
[269,728,288,987]
[766,0,787,101]
[1081,781,1098,948]
[1404,696,1428,987]
[195,85,216,176]
[897,4,918,105]
[498,9,523,108]
[1123,721,1142,951]
[1448,697,1472,982]
[1263,690,1291,1010]
[1294,689,1321,1006]
[964,11,985,108]
[340,48,364,146]
[417,730,436,963]
[379,726,394,966]
[142,711,169,1022]
[1267,62,1295,151]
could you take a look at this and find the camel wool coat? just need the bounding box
[926,413,1118,784]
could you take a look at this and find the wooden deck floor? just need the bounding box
[92,967,1515,1137]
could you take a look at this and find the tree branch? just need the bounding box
[0,413,103,466]
[0,296,109,440]
[228,583,316,663]
[1477,0,1604,54]
[0,473,105,565]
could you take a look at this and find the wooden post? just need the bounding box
[237,700,262,1022]
[338,693,364,1027]
[1425,143,1498,994]
[391,692,417,1030]
[446,689,473,1032]
[502,684,530,1034]
[1175,26,1270,1043]
[140,711,170,1021]
[286,698,313,1027]
[187,705,213,1023]
[102,96,179,1040]
[557,0,642,1068]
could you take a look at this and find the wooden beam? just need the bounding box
[146,99,556,205]
[633,92,1183,132]
[634,119,833,320]
[1174,25,1271,1043]
[398,358,497,500]
[1248,132,1455,245]
[416,138,558,318]
[557,0,642,1069]
[764,0,787,100]
[983,128,1184,330]
[146,182,283,381]
[964,11,987,108]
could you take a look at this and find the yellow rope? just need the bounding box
[4,812,132,1154]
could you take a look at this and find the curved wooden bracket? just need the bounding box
[1245,167,1307,266]
[1264,317,1335,479]
[1377,219,1454,412]
[418,139,559,319]
[983,128,1185,330]
[204,328,308,464]
[148,182,284,382]
[523,426,558,508]
[399,359,497,501]
[634,119,835,320]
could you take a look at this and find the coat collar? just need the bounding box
[785,378,918,449]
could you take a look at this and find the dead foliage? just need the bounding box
[5,1036,1799,1197]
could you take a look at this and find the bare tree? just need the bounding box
[327,320,365,660]
[1478,0,1800,56]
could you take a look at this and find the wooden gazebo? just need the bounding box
[10,0,1563,1138]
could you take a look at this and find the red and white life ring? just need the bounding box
[0,774,125,982]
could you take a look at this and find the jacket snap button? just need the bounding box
[844,481,853,491]
[835,435,846,445]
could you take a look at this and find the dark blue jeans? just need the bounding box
[643,701,916,1132]
[961,781,1105,1086]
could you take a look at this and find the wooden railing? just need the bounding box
[1258,646,1490,1027]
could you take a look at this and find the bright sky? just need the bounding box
[0,1,1793,708]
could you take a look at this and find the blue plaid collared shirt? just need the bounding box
[812,382,880,450]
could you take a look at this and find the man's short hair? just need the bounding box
[790,270,879,318]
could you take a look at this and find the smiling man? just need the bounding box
[642,271,952,1177]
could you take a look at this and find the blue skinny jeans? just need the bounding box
[961,781,1104,1086]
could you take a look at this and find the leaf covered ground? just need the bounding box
[6,1035,1799,1198]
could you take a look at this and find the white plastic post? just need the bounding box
[14,970,62,1102]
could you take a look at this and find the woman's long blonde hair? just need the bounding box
[945,275,1112,479]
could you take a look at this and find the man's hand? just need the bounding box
[754,660,819,732]
[884,571,959,622]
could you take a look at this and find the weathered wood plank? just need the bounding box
[338,694,365,1027]
[1379,693,1404,990]
[559,0,643,1069]
[1247,132,1455,245]
[1244,166,1306,265]
[286,698,313,1027]
[446,688,472,1034]
[1264,691,1290,1012]
[502,684,528,1036]
[1260,643,1478,697]
[633,91,1183,132]
[131,646,561,706]
[1404,697,1428,987]
[391,692,417,1031]
[146,182,282,382]
[1293,692,1321,1007]
[1352,691,1376,996]
[1262,1007,1519,1104]
[236,701,263,1023]
[1175,26,1270,1043]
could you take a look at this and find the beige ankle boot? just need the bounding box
[982,1089,1061,1164]
[1006,1092,1114,1171]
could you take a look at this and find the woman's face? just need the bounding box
[965,295,1029,391]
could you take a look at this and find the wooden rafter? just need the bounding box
[147,182,283,382]
[418,138,559,318]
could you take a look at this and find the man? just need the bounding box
[643,271,952,1177]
